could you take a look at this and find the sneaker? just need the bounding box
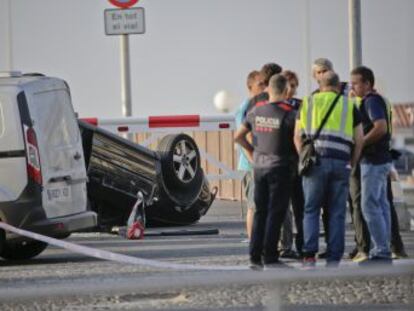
[280,249,299,259]
[241,238,250,244]
[392,250,409,259]
[249,260,264,271]
[352,252,369,263]
[302,257,316,269]
[348,248,358,259]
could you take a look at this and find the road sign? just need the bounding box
[108,0,139,9]
[104,7,145,35]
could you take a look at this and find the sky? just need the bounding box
[0,0,413,118]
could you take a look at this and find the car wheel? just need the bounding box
[0,240,48,260]
[157,134,204,206]
[157,134,202,190]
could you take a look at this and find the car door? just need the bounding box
[28,85,87,218]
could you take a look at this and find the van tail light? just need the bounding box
[26,127,43,185]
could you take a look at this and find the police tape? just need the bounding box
[0,222,247,271]
[1,222,414,271]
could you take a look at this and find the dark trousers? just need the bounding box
[349,164,405,254]
[349,164,371,253]
[290,168,304,254]
[250,165,291,264]
[388,177,405,253]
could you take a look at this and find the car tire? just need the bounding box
[0,240,48,260]
[157,134,203,206]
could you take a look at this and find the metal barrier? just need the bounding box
[81,114,245,200]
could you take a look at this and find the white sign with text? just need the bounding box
[104,7,145,35]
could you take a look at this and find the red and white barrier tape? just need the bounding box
[81,114,235,134]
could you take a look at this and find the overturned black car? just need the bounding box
[79,121,216,230]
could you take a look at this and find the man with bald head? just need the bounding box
[294,71,364,267]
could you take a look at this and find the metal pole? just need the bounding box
[302,0,311,95]
[120,34,132,117]
[5,0,13,71]
[348,0,362,69]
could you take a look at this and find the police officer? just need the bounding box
[294,71,364,267]
[235,74,296,269]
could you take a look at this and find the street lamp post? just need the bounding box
[5,0,13,71]
[348,0,362,69]
[120,34,132,118]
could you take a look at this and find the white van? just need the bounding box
[0,72,96,260]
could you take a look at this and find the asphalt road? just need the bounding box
[0,200,413,311]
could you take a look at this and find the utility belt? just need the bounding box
[362,144,395,158]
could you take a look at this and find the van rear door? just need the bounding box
[28,85,87,218]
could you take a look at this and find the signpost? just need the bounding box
[106,0,145,121]
[104,8,145,35]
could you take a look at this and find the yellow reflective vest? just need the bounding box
[299,91,355,160]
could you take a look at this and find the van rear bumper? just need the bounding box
[6,211,97,241]
[31,211,97,237]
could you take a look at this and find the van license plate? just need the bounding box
[47,186,71,202]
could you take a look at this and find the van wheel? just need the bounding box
[0,240,48,260]
[157,134,203,192]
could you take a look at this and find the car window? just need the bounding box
[33,89,79,147]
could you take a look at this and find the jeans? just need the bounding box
[361,163,392,259]
[302,158,351,262]
[250,165,291,264]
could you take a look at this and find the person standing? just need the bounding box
[294,71,363,267]
[235,70,265,241]
[235,74,296,269]
[310,58,336,258]
[279,70,304,258]
[350,66,393,264]
[349,96,408,262]
[243,63,283,118]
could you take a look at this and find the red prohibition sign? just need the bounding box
[108,0,139,9]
